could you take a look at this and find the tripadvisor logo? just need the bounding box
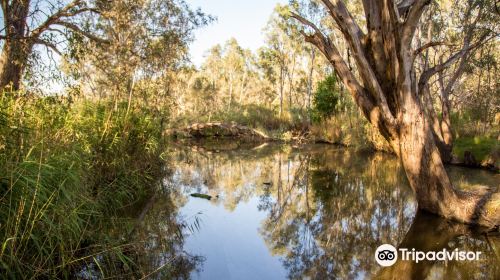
[374,244,482,267]
[375,244,398,266]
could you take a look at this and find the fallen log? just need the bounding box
[168,122,270,141]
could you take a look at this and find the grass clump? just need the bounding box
[0,91,166,278]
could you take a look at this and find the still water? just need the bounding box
[151,142,499,280]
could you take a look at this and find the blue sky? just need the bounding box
[187,0,287,67]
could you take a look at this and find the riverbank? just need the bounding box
[167,120,499,172]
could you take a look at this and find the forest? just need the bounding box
[0,0,499,279]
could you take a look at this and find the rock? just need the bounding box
[481,149,500,172]
[168,122,270,141]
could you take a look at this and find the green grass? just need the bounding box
[0,91,168,278]
[453,136,499,162]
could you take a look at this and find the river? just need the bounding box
[86,142,499,279]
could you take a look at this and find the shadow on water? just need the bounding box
[98,142,498,279]
[75,183,204,279]
[375,211,499,280]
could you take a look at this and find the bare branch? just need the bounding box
[418,17,494,94]
[318,1,397,126]
[289,12,324,38]
[320,0,365,42]
[289,12,374,116]
[418,48,466,93]
[413,41,456,57]
[290,12,399,135]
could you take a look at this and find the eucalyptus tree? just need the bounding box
[418,0,498,162]
[289,0,499,226]
[262,4,325,115]
[0,0,108,91]
[262,17,288,115]
[66,0,211,105]
[199,39,254,111]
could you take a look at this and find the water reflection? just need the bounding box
[376,211,499,280]
[166,143,498,279]
[258,148,415,279]
[76,186,203,279]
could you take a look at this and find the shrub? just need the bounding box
[311,75,340,123]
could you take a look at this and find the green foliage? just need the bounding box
[311,75,340,123]
[453,136,499,161]
[0,91,166,278]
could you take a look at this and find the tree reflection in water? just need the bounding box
[76,184,204,279]
[167,143,499,279]
[375,211,499,280]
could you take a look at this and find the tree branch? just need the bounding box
[318,1,397,127]
[401,0,431,47]
[290,12,373,115]
[290,12,399,135]
[320,0,365,43]
[418,15,494,95]
[29,0,100,39]
[414,41,455,57]
[33,38,62,55]
[53,21,108,44]
[418,48,466,94]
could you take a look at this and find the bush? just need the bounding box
[311,75,340,123]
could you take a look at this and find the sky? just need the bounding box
[187,0,287,67]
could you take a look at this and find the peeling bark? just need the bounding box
[291,0,499,227]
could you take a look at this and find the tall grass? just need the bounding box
[0,91,166,278]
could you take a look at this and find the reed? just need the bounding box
[0,91,167,278]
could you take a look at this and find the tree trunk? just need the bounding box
[307,49,315,122]
[279,66,284,117]
[422,85,453,163]
[288,56,296,111]
[440,92,453,159]
[396,93,498,227]
[290,0,499,227]
[0,44,28,91]
[228,72,233,111]
[0,0,32,92]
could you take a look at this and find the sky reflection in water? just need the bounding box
[165,143,499,280]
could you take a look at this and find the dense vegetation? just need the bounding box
[0,91,170,276]
[0,0,498,277]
